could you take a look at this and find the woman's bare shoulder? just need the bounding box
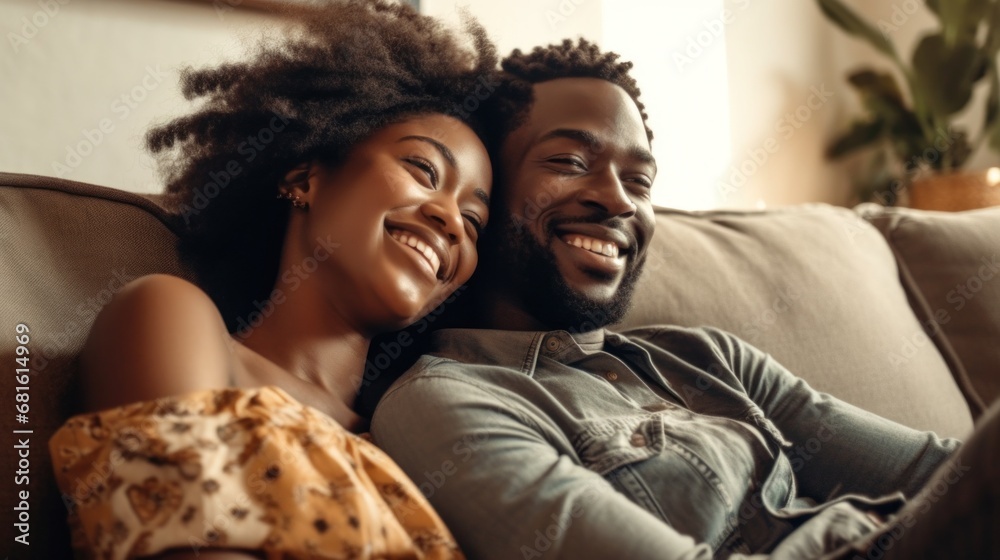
[79,273,236,412]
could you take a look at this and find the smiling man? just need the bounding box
[371,40,1000,560]
[478,70,656,333]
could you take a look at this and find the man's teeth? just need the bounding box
[563,235,620,258]
[389,229,440,275]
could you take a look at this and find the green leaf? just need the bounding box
[937,0,991,46]
[985,0,1000,54]
[847,69,906,109]
[827,119,884,159]
[984,65,1000,132]
[989,116,1000,152]
[925,0,942,18]
[816,0,899,58]
[948,129,973,169]
[912,33,985,119]
[845,70,924,137]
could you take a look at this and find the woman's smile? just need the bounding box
[387,226,445,281]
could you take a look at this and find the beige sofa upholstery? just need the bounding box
[1,171,996,557]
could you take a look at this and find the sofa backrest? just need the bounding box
[0,172,193,558]
[859,204,1000,411]
[1,171,992,556]
[616,204,977,439]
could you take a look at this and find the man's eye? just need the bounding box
[404,157,439,188]
[548,157,587,171]
[627,176,653,189]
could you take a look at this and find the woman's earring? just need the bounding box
[277,190,309,210]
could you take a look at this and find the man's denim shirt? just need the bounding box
[371,325,960,559]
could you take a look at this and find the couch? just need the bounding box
[2,171,998,558]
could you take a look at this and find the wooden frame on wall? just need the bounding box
[188,0,421,14]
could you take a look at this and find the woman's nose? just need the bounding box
[420,198,463,243]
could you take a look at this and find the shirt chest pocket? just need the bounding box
[572,412,737,502]
[571,413,738,544]
[571,414,666,475]
[570,410,783,549]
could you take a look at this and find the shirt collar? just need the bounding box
[429,327,618,377]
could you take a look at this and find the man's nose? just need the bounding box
[577,171,637,218]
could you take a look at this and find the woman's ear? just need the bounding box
[279,162,312,198]
[277,162,316,210]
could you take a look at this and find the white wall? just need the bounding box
[425,0,733,209]
[0,0,271,194]
[4,0,996,206]
[428,0,1000,208]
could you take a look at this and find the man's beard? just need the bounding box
[480,212,646,332]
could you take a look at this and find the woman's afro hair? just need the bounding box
[147,0,502,332]
[494,38,653,145]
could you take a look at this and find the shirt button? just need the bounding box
[545,338,561,352]
[630,433,647,447]
[605,371,619,381]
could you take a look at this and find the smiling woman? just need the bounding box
[44,1,507,558]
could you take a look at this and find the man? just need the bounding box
[371,39,1000,559]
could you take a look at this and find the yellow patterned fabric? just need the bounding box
[49,386,463,559]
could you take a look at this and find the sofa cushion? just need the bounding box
[617,204,974,440]
[860,204,1000,410]
[0,172,192,558]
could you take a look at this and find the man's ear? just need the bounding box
[278,162,313,199]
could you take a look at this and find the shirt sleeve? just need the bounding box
[703,328,961,502]
[372,369,763,560]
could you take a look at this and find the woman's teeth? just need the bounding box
[562,235,620,258]
[389,229,441,275]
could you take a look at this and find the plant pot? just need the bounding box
[905,169,1000,212]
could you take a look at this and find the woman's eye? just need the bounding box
[404,157,439,188]
[463,214,484,238]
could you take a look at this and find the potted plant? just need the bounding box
[817,0,1000,210]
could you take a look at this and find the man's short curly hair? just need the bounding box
[148,0,501,332]
[495,38,653,146]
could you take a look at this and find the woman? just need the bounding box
[48,2,503,558]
